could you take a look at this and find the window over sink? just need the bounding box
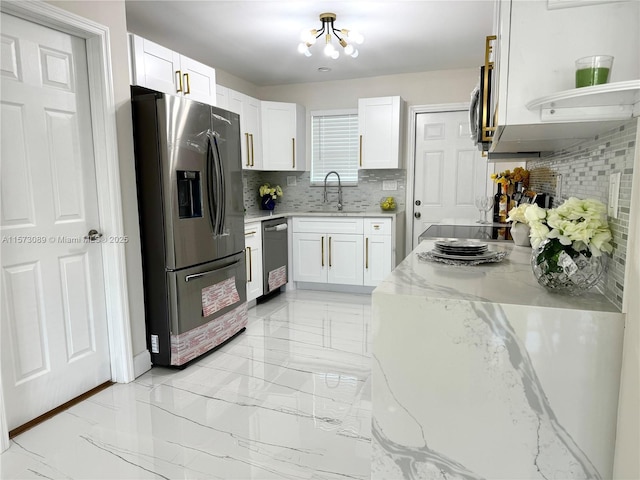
[310,110,358,185]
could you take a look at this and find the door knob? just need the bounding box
[414,212,421,219]
[84,229,103,241]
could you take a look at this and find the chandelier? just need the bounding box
[297,12,364,59]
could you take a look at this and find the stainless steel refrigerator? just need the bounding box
[131,87,247,367]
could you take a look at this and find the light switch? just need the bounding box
[555,174,562,199]
[608,172,621,219]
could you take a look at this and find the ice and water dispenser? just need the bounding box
[177,170,202,219]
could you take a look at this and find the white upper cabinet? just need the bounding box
[231,90,263,170]
[261,101,306,171]
[489,0,640,154]
[358,96,405,169]
[129,34,217,106]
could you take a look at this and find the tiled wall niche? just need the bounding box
[527,119,637,309]
[243,169,407,215]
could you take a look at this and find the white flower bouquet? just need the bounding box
[527,197,613,295]
[506,203,533,224]
[525,197,613,256]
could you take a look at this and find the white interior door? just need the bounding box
[1,13,111,431]
[412,110,488,248]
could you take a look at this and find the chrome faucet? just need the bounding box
[323,171,343,211]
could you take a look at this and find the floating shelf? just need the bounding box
[526,80,640,122]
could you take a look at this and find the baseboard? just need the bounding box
[133,349,152,378]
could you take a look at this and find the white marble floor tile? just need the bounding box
[1,290,372,480]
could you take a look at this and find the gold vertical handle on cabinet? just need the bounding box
[481,35,497,142]
[321,237,325,267]
[328,237,332,267]
[292,138,295,168]
[250,134,255,166]
[246,246,252,283]
[183,73,191,94]
[359,135,363,167]
[365,237,369,269]
[244,133,251,166]
[175,70,183,93]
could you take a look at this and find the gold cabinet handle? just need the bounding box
[292,138,295,168]
[321,236,324,267]
[247,246,252,282]
[244,230,257,236]
[175,70,183,93]
[250,133,255,166]
[481,35,497,142]
[365,237,369,269]
[244,133,251,166]
[359,135,363,167]
[329,236,332,267]
[183,73,190,94]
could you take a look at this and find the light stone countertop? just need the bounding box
[375,238,620,313]
[244,209,403,224]
[371,238,624,479]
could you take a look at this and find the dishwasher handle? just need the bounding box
[264,223,288,233]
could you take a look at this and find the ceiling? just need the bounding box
[124,1,495,87]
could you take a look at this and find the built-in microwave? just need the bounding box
[469,35,497,152]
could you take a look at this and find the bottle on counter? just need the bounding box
[498,186,510,223]
[493,183,502,224]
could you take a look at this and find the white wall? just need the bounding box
[256,68,478,110]
[46,1,148,370]
[613,122,640,479]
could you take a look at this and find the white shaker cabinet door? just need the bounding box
[363,234,392,286]
[180,55,216,106]
[130,34,180,95]
[292,233,327,283]
[327,234,363,286]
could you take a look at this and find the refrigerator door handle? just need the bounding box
[212,136,226,235]
[206,133,220,236]
[184,258,242,282]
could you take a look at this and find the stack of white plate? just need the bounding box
[432,239,498,261]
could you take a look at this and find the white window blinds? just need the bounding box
[311,112,359,184]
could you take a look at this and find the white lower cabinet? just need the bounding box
[364,218,393,286]
[293,216,393,288]
[244,223,263,302]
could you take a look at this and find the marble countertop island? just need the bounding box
[372,239,624,479]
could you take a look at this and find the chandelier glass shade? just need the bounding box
[297,12,364,59]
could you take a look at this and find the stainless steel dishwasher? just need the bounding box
[262,217,288,295]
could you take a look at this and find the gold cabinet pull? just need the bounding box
[244,230,257,236]
[246,246,252,283]
[250,133,255,166]
[183,73,190,94]
[329,236,332,267]
[365,237,369,269]
[175,70,183,93]
[359,135,363,166]
[481,35,497,142]
[245,133,251,166]
[292,138,295,168]
[321,236,324,267]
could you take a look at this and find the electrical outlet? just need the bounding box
[382,180,397,191]
[286,176,296,186]
[608,172,621,218]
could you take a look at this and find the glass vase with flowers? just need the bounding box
[525,198,613,295]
